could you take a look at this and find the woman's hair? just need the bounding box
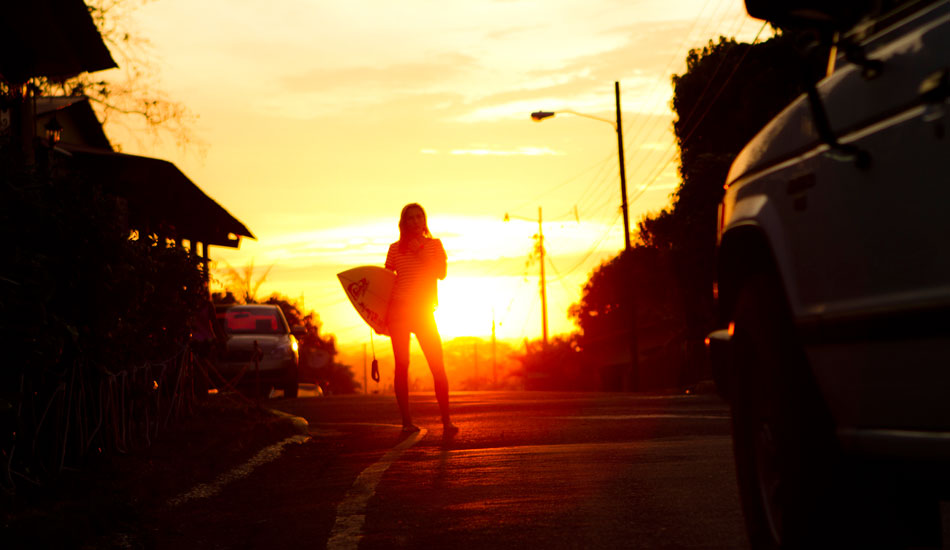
[398,203,431,252]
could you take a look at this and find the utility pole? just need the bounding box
[492,310,497,386]
[538,207,548,347]
[529,84,635,387]
[363,343,367,395]
[615,81,631,252]
[617,85,639,390]
[473,342,478,387]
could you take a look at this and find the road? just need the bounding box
[154,390,748,549]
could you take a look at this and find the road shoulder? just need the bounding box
[1,394,301,549]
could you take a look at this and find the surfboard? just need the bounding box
[337,266,395,336]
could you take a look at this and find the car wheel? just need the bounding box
[731,272,840,548]
[283,366,299,398]
[731,272,945,548]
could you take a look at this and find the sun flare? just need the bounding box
[434,276,516,339]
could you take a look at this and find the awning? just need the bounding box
[0,0,117,83]
[58,143,254,248]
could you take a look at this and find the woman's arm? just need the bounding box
[430,239,447,280]
[385,242,397,272]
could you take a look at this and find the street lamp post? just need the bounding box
[530,82,639,391]
[531,81,631,251]
[613,81,631,252]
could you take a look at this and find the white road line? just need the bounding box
[166,434,310,508]
[437,436,732,457]
[552,414,728,420]
[326,429,427,550]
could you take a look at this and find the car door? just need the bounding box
[779,3,950,430]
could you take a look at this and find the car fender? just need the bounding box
[718,188,800,321]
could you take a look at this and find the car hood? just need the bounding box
[225,334,288,352]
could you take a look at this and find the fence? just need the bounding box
[1,344,205,494]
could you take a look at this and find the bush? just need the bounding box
[1,150,207,491]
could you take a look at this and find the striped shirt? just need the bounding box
[385,238,447,309]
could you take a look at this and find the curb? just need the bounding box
[267,408,310,435]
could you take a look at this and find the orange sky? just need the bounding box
[102,0,764,352]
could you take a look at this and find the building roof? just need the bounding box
[0,0,117,83]
[35,96,112,150]
[58,143,255,248]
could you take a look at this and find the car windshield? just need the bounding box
[218,307,286,335]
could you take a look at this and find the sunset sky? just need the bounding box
[106,0,765,352]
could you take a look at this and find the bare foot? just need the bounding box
[443,424,459,437]
[401,424,421,434]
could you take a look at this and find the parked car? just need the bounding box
[708,0,950,547]
[214,304,300,398]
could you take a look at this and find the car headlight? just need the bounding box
[271,340,296,358]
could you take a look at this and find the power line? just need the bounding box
[508,5,742,234]
[618,0,733,171]
[505,150,615,216]
[621,20,769,220]
[555,211,623,279]
[621,1,755,192]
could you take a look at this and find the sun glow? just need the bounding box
[434,276,520,339]
[212,214,620,345]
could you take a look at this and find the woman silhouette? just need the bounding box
[385,203,457,436]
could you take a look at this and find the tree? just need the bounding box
[0,0,206,491]
[35,0,202,152]
[570,31,829,389]
[1,149,209,487]
[569,246,684,390]
[661,33,828,343]
[516,335,589,391]
[217,259,273,304]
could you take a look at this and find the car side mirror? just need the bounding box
[292,325,307,338]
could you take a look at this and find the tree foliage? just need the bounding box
[2,150,207,376]
[217,260,274,305]
[566,31,829,389]
[662,34,817,340]
[33,0,202,152]
[1,148,209,487]
[517,335,589,391]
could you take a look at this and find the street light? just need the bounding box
[530,81,631,251]
[531,82,639,391]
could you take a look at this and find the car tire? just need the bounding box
[283,366,299,398]
[731,271,842,548]
[731,272,945,548]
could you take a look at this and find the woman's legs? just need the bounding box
[388,319,415,430]
[415,314,455,431]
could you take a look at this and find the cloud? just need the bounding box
[449,147,560,156]
[253,6,758,123]
[281,52,478,93]
[485,24,546,41]
[442,14,760,123]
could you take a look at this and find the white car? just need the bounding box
[214,304,300,398]
[708,1,950,547]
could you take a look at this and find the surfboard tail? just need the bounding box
[337,266,395,337]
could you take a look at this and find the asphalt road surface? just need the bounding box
[154,390,748,549]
